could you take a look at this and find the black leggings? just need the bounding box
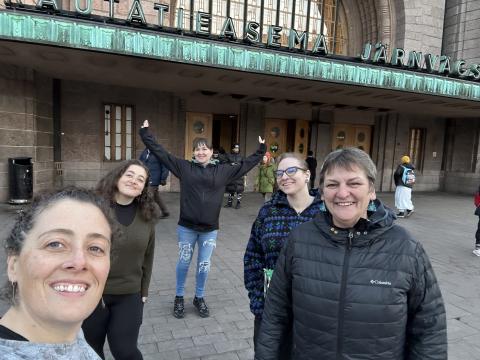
[82,293,144,360]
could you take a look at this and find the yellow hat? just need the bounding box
[401,155,410,164]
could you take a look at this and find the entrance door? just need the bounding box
[212,114,238,154]
[332,124,371,154]
[185,112,213,159]
[353,125,371,153]
[265,118,288,159]
[294,120,309,156]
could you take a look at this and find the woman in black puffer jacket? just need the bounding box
[255,147,447,360]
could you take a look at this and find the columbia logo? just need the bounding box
[370,279,392,286]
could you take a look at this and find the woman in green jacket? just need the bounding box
[255,152,276,202]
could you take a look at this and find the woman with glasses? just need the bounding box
[255,148,446,360]
[244,152,324,358]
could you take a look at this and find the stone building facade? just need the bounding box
[0,0,479,202]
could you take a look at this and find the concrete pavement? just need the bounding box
[1,191,480,359]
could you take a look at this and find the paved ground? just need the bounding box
[1,191,480,359]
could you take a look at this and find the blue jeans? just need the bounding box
[176,225,217,298]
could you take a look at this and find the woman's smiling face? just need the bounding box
[193,144,213,165]
[321,165,376,229]
[7,199,111,330]
[116,165,147,200]
[276,157,310,196]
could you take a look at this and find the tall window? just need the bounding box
[169,0,347,54]
[408,128,425,171]
[103,104,134,161]
[211,0,228,34]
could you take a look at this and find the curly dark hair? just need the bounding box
[95,159,161,222]
[0,186,119,306]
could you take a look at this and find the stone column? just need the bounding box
[34,73,55,193]
[239,102,265,191]
[315,109,334,161]
[0,65,54,202]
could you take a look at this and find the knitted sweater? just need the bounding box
[243,190,323,318]
[104,209,155,297]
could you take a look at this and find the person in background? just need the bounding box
[140,146,170,218]
[218,147,228,163]
[305,150,318,189]
[394,155,415,218]
[245,152,323,358]
[473,186,480,256]
[82,160,160,360]
[225,143,245,209]
[254,151,276,202]
[139,120,265,319]
[0,187,115,360]
[255,147,447,360]
[211,149,221,165]
[212,149,228,165]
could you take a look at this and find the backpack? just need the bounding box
[401,165,416,186]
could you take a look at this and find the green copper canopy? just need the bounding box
[1,10,479,102]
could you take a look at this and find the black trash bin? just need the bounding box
[8,157,33,204]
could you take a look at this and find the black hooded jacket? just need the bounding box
[140,128,265,232]
[255,199,447,360]
[226,152,245,193]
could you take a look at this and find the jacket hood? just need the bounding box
[314,199,396,247]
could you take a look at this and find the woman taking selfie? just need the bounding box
[0,187,115,359]
[82,160,160,360]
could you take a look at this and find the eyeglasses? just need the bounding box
[274,166,307,178]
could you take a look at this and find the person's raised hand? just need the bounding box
[142,120,149,128]
[258,136,265,144]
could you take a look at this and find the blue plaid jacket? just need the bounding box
[243,189,323,318]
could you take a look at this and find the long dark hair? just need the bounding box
[96,160,160,222]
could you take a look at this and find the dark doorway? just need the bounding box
[212,114,239,155]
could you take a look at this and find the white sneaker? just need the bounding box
[473,248,480,257]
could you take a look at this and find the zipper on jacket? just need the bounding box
[336,230,353,359]
[347,231,353,250]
